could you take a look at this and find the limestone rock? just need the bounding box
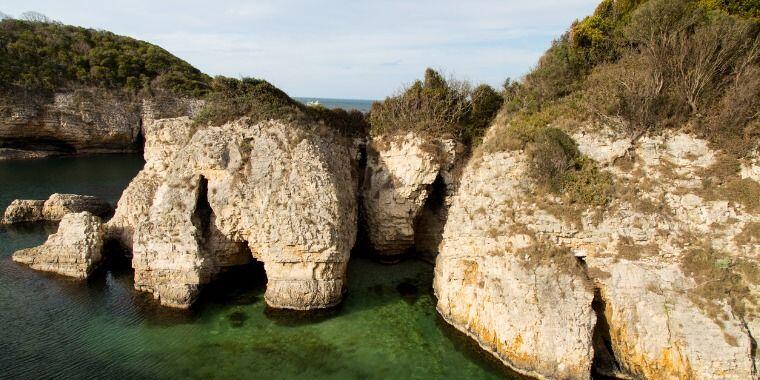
[362,133,462,257]
[2,199,45,223]
[2,194,111,224]
[42,193,113,220]
[434,127,759,378]
[434,150,596,379]
[0,89,203,160]
[132,119,358,310]
[105,116,197,249]
[12,212,105,279]
[0,89,141,158]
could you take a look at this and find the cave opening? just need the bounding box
[591,287,623,379]
[191,175,268,307]
[413,173,447,262]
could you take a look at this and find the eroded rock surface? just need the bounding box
[2,194,112,224]
[434,150,596,379]
[435,128,759,379]
[0,89,141,159]
[132,119,358,309]
[105,115,197,249]
[362,133,462,257]
[12,212,104,279]
[0,89,203,160]
[2,199,45,223]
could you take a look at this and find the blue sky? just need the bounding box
[2,1,600,99]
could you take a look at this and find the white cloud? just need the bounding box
[3,0,600,98]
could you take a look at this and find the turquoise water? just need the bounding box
[0,155,516,379]
[295,97,375,113]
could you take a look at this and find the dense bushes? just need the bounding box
[0,18,210,96]
[499,0,759,159]
[368,68,502,146]
[194,76,368,138]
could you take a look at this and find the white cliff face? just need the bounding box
[105,116,197,249]
[12,212,104,279]
[362,133,462,257]
[435,128,759,379]
[434,150,597,379]
[132,119,358,310]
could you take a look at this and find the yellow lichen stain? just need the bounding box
[462,260,480,286]
[608,311,696,379]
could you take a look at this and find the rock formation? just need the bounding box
[362,133,462,258]
[105,115,198,249]
[2,199,45,223]
[0,89,141,159]
[125,118,357,309]
[2,193,112,224]
[434,127,759,379]
[0,89,203,160]
[12,212,105,279]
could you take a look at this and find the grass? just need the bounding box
[699,154,760,212]
[482,120,613,209]
[680,240,759,324]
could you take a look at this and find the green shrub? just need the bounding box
[194,76,368,138]
[0,18,210,96]
[368,68,501,146]
[484,122,613,207]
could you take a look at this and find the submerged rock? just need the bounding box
[12,212,105,279]
[131,118,358,310]
[362,133,462,258]
[2,194,112,224]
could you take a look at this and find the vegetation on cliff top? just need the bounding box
[368,68,503,146]
[0,16,211,97]
[495,0,759,158]
[194,76,369,138]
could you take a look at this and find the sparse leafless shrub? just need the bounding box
[19,11,53,23]
[0,11,12,20]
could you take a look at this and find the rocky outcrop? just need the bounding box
[362,133,462,258]
[435,128,759,379]
[0,89,203,160]
[42,193,113,220]
[434,150,597,379]
[131,118,358,310]
[2,193,112,224]
[105,116,197,249]
[12,212,105,279]
[0,89,141,158]
[2,199,45,223]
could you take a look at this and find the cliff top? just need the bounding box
[0,18,211,97]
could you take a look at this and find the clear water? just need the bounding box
[0,155,517,379]
[295,97,375,113]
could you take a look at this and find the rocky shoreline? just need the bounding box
[7,104,758,378]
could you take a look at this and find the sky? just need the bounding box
[2,1,600,100]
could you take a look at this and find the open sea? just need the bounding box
[0,154,517,379]
[295,97,375,113]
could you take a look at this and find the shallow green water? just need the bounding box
[0,155,515,379]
